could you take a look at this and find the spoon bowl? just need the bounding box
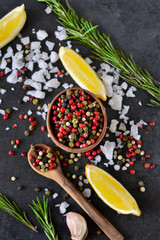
[28,144,124,240]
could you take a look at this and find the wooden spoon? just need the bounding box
[28,144,124,240]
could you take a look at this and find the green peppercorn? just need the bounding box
[56,151,60,156]
[24,130,30,136]
[78,128,83,133]
[97,230,102,235]
[58,113,63,118]
[45,163,49,167]
[74,157,79,162]
[66,172,70,178]
[11,140,15,145]
[83,126,88,132]
[79,186,84,192]
[69,142,74,148]
[29,125,34,131]
[92,130,96,135]
[33,99,39,105]
[6,58,11,63]
[63,124,67,129]
[46,153,53,158]
[37,155,42,159]
[46,148,52,153]
[127,143,132,148]
[6,108,12,114]
[45,190,51,196]
[65,109,69,114]
[70,153,76,159]
[59,155,64,160]
[68,159,74,164]
[82,100,87,105]
[135,149,141,154]
[138,181,144,187]
[59,138,63,142]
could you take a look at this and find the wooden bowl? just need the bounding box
[47,88,107,153]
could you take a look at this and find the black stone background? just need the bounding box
[0,0,160,239]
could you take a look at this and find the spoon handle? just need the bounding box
[58,175,124,240]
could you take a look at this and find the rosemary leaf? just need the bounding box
[0,193,38,232]
[38,0,160,107]
[29,196,58,240]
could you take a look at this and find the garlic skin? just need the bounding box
[66,212,88,240]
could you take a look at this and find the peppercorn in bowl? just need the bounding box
[47,88,107,153]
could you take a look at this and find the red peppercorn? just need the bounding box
[144,163,150,169]
[36,159,40,164]
[129,148,134,153]
[3,113,9,119]
[79,90,84,95]
[62,162,67,167]
[95,115,100,120]
[131,152,136,157]
[79,96,85,101]
[138,125,142,129]
[58,70,63,76]
[150,164,155,169]
[86,95,90,100]
[49,162,55,167]
[60,107,65,113]
[132,144,137,150]
[145,131,148,134]
[75,142,80,147]
[52,105,57,110]
[16,139,20,145]
[29,116,35,122]
[83,133,88,138]
[58,97,62,102]
[9,150,15,155]
[51,156,56,161]
[0,71,5,77]
[90,139,95,144]
[57,102,62,107]
[79,123,85,128]
[93,119,98,124]
[85,151,91,156]
[145,154,150,158]
[76,111,81,117]
[92,125,96,130]
[129,170,135,175]
[23,67,28,72]
[31,121,38,126]
[33,162,37,167]
[41,125,46,132]
[69,98,74,104]
[68,113,73,118]
[72,128,78,133]
[71,104,76,111]
[119,134,123,140]
[94,111,99,115]
[77,102,83,108]
[29,96,34,102]
[79,137,84,142]
[59,127,64,132]
[16,70,21,77]
[21,152,26,157]
[150,121,155,126]
[82,143,88,148]
[128,136,133,141]
[52,116,57,121]
[57,132,63,138]
[97,149,101,154]
[129,161,134,166]
[92,151,97,156]
[19,114,24,119]
[88,155,94,160]
[29,156,34,161]
[137,140,142,145]
[42,149,46,154]
[126,153,132,158]
[12,124,17,128]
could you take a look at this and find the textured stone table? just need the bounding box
[0,0,160,239]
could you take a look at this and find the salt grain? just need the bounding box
[46,78,60,88]
[82,188,91,198]
[53,193,58,199]
[109,119,119,133]
[27,90,45,99]
[45,6,52,14]
[20,36,30,45]
[50,51,59,63]
[100,141,116,161]
[45,40,55,51]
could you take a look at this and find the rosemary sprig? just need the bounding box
[0,193,38,232]
[38,0,160,107]
[29,196,58,240]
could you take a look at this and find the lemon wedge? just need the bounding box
[59,47,107,101]
[0,4,26,49]
[85,165,141,216]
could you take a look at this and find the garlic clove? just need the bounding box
[66,212,88,240]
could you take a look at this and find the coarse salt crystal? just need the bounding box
[6,127,10,131]
[0,109,5,115]
[82,188,91,198]
[0,89,6,94]
[78,181,83,187]
[108,93,122,111]
[55,26,68,41]
[12,107,18,111]
[85,57,93,64]
[45,40,55,52]
[46,78,60,88]
[53,193,58,199]
[126,86,137,97]
[83,179,89,184]
[100,140,116,161]
[7,70,18,84]
[30,41,41,50]
[45,6,52,14]
[20,36,30,45]
[50,51,59,63]
[31,70,46,83]
[119,122,126,132]
[23,96,29,102]
[24,79,42,90]
[101,75,113,97]
[130,125,141,140]
[66,41,72,48]
[121,82,128,90]
[27,110,32,116]
[109,119,119,133]
[114,165,120,171]
[5,67,11,74]
[57,202,69,214]
[27,90,45,99]
[62,83,74,89]
[36,30,48,41]
[138,101,142,106]
[16,44,22,51]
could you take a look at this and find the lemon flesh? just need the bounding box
[0,4,26,49]
[59,47,107,101]
[85,165,141,216]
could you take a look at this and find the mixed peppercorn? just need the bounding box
[50,89,104,148]
[29,145,57,172]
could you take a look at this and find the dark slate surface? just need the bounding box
[0,0,160,239]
